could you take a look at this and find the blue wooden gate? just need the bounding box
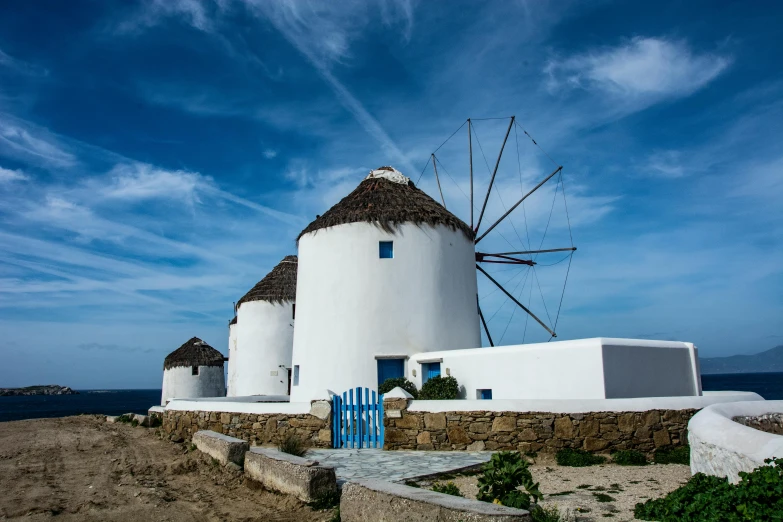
[332,387,384,448]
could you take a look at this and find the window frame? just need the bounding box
[379,240,394,259]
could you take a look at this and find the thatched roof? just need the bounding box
[164,337,225,370]
[297,166,474,241]
[237,255,297,307]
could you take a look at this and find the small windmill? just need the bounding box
[419,116,576,346]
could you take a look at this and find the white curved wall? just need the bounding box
[161,365,226,405]
[290,222,480,402]
[226,323,238,396]
[232,300,294,396]
[689,400,783,483]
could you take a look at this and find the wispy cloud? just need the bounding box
[0,113,77,168]
[0,47,48,76]
[262,148,278,159]
[102,163,211,205]
[0,165,28,183]
[545,37,730,99]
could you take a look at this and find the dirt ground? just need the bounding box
[422,454,690,522]
[0,416,334,522]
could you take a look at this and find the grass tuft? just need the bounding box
[555,448,607,467]
[278,434,309,458]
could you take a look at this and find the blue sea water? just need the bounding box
[0,373,780,422]
[0,389,161,422]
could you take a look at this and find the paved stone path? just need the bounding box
[307,449,492,483]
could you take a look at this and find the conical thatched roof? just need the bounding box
[164,337,225,370]
[237,255,297,307]
[297,166,473,241]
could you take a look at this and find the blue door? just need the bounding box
[422,362,441,384]
[377,358,404,387]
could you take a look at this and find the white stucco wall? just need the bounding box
[226,322,238,396]
[232,300,294,396]
[409,338,702,400]
[290,222,481,402]
[689,400,783,483]
[161,365,226,405]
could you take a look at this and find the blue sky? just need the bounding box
[0,1,781,389]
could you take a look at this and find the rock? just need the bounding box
[467,441,486,451]
[583,437,609,451]
[579,419,599,437]
[618,413,636,433]
[554,417,574,438]
[643,411,660,427]
[309,401,331,420]
[469,422,489,434]
[519,428,538,441]
[416,432,431,445]
[170,433,184,443]
[106,416,118,423]
[395,415,421,430]
[653,429,671,447]
[491,417,515,432]
[424,413,447,430]
[446,426,471,445]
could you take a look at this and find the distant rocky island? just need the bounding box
[700,345,783,374]
[0,385,79,397]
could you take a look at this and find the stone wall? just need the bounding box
[383,398,695,453]
[162,410,332,448]
[733,413,783,435]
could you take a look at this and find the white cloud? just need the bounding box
[103,163,211,205]
[0,114,77,169]
[643,150,686,178]
[262,148,278,159]
[115,0,216,34]
[0,166,28,183]
[546,37,730,99]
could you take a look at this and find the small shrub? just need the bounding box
[634,457,783,521]
[278,434,309,458]
[477,451,542,510]
[404,480,420,488]
[432,481,463,497]
[117,414,133,424]
[613,450,648,466]
[329,507,341,522]
[189,443,197,452]
[130,419,139,427]
[555,448,607,467]
[378,377,418,398]
[148,416,162,428]
[418,376,459,400]
[531,504,566,522]
[308,490,341,510]
[653,446,689,465]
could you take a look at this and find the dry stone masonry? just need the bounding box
[162,410,332,448]
[383,397,695,453]
[732,413,783,435]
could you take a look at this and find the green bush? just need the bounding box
[555,448,607,467]
[653,446,690,465]
[308,490,341,510]
[477,451,542,510]
[432,481,463,497]
[418,376,459,400]
[117,414,133,424]
[530,504,565,522]
[613,450,648,466]
[278,434,309,458]
[634,457,783,521]
[378,377,418,399]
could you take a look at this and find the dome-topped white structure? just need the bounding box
[161,337,226,405]
[290,167,480,401]
[228,256,297,396]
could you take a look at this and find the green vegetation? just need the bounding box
[531,504,566,522]
[653,446,690,465]
[378,377,418,398]
[404,480,420,488]
[476,451,542,510]
[612,450,648,466]
[634,457,783,521]
[308,490,341,510]
[278,434,309,458]
[594,493,615,502]
[117,414,133,424]
[431,481,463,497]
[418,375,460,400]
[555,448,607,467]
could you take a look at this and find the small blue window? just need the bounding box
[377,358,405,387]
[379,241,393,259]
[479,389,493,400]
[422,362,441,384]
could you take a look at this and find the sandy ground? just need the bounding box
[0,416,334,521]
[422,454,690,522]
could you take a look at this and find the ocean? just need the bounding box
[1,373,781,422]
[0,389,162,423]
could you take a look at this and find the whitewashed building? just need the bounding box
[161,337,226,405]
[290,167,481,402]
[228,255,297,396]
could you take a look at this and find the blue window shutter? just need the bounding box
[422,362,441,384]
[480,389,493,400]
[379,241,393,258]
[377,359,404,386]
